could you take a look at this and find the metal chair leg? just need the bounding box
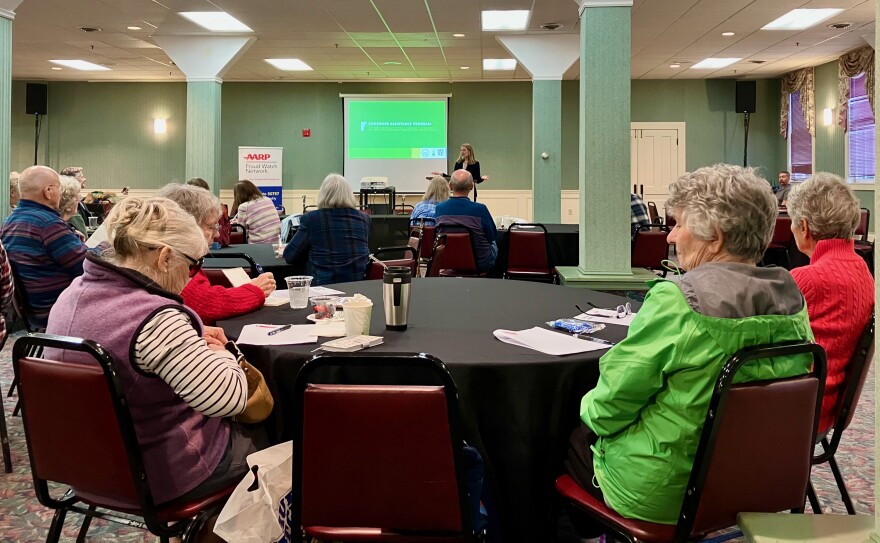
[75,505,96,543]
[6,375,16,397]
[806,480,822,514]
[46,508,68,543]
[0,390,11,473]
[12,398,20,417]
[827,455,856,514]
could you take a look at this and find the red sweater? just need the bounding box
[791,238,873,434]
[181,270,265,325]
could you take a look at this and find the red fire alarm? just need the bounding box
[302,128,311,137]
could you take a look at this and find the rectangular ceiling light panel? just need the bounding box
[483,58,517,70]
[179,11,253,32]
[49,59,111,71]
[691,57,742,69]
[762,9,844,31]
[481,10,530,31]
[265,59,314,71]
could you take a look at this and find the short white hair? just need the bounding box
[665,164,777,263]
[787,172,860,240]
[317,173,357,209]
[157,183,222,226]
[58,176,82,215]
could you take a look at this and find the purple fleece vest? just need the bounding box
[46,255,230,504]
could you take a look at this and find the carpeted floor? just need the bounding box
[0,331,874,542]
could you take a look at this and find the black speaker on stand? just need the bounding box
[735,81,756,167]
[26,83,48,165]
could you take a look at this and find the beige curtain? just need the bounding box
[837,46,875,131]
[780,67,815,139]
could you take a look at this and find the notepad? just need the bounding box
[493,327,608,356]
[85,223,108,248]
[222,267,252,287]
[320,335,384,352]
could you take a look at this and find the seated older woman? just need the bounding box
[59,175,87,239]
[46,197,259,504]
[411,175,450,225]
[157,183,276,325]
[566,164,814,525]
[283,173,370,285]
[787,173,874,434]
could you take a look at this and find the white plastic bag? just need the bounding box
[214,441,294,543]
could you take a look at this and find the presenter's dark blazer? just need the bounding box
[454,160,483,200]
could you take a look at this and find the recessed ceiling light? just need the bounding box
[49,59,111,71]
[383,61,402,66]
[721,31,735,37]
[264,58,313,71]
[483,58,517,71]
[460,66,470,70]
[669,63,681,68]
[51,67,62,70]
[762,9,843,31]
[79,27,101,33]
[829,22,853,29]
[691,57,742,69]
[452,33,466,38]
[481,10,530,31]
[178,11,252,32]
[749,60,767,64]
[126,26,142,30]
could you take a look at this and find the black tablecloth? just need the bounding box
[206,244,301,284]
[495,223,580,274]
[218,278,635,542]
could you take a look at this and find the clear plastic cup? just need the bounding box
[88,216,98,229]
[285,275,313,309]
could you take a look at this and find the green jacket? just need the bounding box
[580,263,813,524]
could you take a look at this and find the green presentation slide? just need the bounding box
[348,100,447,159]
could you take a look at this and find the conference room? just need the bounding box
[0,0,878,542]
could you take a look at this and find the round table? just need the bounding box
[218,278,637,543]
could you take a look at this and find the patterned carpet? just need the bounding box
[0,331,874,542]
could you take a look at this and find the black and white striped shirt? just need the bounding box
[134,308,248,418]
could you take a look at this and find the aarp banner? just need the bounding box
[238,146,283,209]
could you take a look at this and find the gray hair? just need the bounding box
[786,172,860,240]
[58,176,82,216]
[317,173,357,209]
[449,169,474,194]
[666,164,777,263]
[156,182,222,226]
[423,176,450,203]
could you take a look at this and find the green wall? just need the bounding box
[12,78,786,193]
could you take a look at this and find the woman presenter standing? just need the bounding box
[433,143,490,201]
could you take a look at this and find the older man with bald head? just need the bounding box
[1,165,86,328]
[434,169,498,272]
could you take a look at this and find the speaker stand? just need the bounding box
[742,111,750,167]
[33,113,42,166]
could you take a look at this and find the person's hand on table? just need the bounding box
[251,272,276,297]
[75,231,87,242]
[203,326,230,351]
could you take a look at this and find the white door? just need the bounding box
[631,123,686,218]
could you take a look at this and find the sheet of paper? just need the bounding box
[85,222,108,248]
[574,310,637,327]
[493,327,608,356]
[237,324,317,346]
[263,297,288,307]
[309,286,345,296]
[269,289,288,299]
[310,320,346,337]
[222,267,251,287]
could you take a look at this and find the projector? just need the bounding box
[360,177,388,190]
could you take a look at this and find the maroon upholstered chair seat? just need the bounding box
[504,223,555,283]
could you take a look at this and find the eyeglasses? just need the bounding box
[176,250,205,278]
[579,301,633,319]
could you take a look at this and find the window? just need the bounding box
[847,73,874,183]
[789,91,813,181]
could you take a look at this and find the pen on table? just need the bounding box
[267,324,292,336]
[256,324,277,328]
[577,335,616,346]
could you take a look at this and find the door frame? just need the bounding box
[630,121,687,180]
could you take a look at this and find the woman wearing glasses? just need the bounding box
[565,164,814,530]
[46,197,262,504]
[158,183,276,325]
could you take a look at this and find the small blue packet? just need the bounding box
[546,319,605,335]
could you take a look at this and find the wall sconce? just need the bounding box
[153,118,167,134]
[822,108,833,127]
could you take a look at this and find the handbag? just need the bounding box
[226,341,275,423]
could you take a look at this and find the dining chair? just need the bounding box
[557,341,827,543]
[203,252,261,287]
[646,201,661,224]
[761,216,793,269]
[8,267,44,418]
[13,333,235,543]
[229,223,248,244]
[291,352,483,542]
[503,223,555,283]
[853,208,873,274]
[806,315,874,515]
[631,225,670,277]
[429,230,485,277]
[365,245,418,279]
